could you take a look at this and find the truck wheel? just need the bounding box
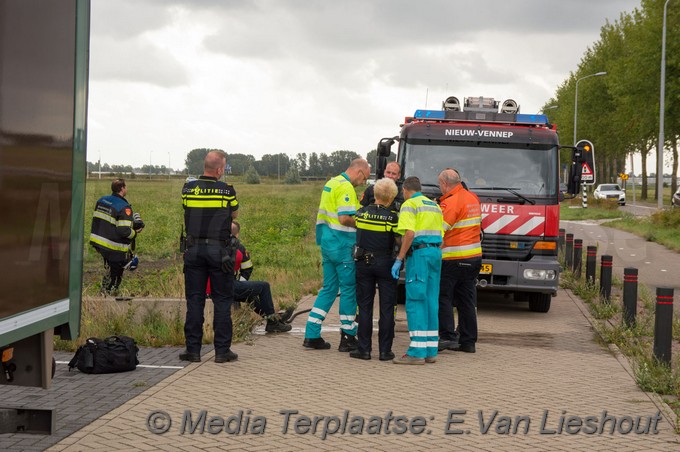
[528,293,551,313]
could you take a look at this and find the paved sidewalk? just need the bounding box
[47,290,678,451]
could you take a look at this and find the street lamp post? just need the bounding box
[574,71,607,208]
[657,0,671,209]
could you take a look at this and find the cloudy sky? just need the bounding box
[88,0,642,170]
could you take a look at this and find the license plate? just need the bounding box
[480,263,493,274]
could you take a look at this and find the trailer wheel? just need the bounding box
[528,293,551,313]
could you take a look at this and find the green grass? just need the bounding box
[602,209,680,252]
[83,178,325,303]
[71,177,328,347]
[559,197,630,221]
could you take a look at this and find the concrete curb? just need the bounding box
[567,288,679,432]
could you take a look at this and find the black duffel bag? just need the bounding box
[68,335,139,374]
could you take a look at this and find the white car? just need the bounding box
[593,184,625,205]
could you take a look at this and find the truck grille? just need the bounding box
[482,235,536,261]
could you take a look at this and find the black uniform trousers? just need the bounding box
[96,247,128,292]
[234,279,275,317]
[355,255,397,354]
[184,243,234,355]
[438,258,482,346]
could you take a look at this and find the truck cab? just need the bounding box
[376,96,585,313]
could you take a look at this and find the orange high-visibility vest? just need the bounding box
[440,184,482,260]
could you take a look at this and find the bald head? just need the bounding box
[204,150,227,177]
[346,158,370,187]
[438,168,462,194]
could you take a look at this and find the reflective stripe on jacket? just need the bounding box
[397,192,443,246]
[315,173,358,246]
[90,194,135,253]
[440,184,482,260]
[182,176,238,241]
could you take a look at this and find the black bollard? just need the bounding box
[653,288,674,365]
[599,255,613,303]
[585,246,597,286]
[558,228,566,256]
[565,233,574,269]
[622,268,637,325]
[572,239,583,277]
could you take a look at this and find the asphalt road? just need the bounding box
[561,204,679,299]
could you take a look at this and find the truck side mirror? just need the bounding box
[375,137,397,179]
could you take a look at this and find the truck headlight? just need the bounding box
[523,269,557,280]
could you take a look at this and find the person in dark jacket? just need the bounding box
[206,221,291,333]
[180,150,239,364]
[90,178,144,294]
[350,177,401,361]
[360,161,403,211]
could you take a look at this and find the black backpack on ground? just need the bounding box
[68,336,139,374]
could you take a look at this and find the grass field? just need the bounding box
[83,177,327,305]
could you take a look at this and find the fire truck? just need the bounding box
[376,96,587,313]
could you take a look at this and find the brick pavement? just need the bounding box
[0,346,198,451]
[41,289,678,451]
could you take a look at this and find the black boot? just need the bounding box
[338,331,358,352]
[265,316,292,333]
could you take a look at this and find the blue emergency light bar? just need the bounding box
[413,109,549,125]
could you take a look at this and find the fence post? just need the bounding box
[653,287,674,365]
[572,239,583,278]
[558,228,566,256]
[585,246,597,285]
[599,255,613,303]
[622,268,637,325]
[565,233,574,270]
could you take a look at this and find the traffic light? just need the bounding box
[567,139,596,194]
[576,140,596,186]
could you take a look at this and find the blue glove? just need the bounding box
[391,259,403,279]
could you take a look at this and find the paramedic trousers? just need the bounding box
[305,243,357,339]
[438,258,481,346]
[405,246,442,359]
[184,244,234,355]
[355,255,397,355]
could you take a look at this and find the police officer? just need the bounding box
[437,168,482,354]
[303,158,370,351]
[180,150,239,364]
[350,178,400,361]
[360,161,404,211]
[391,176,443,365]
[90,178,144,295]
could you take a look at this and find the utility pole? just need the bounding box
[657,0,671,209]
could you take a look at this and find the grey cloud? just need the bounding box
[91,37,189,88]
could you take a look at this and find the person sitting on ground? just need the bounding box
[207,221,292,333]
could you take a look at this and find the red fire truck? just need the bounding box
[376,96,586,313]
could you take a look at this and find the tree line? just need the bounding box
[545,0,678,199]
[183,148,394,178]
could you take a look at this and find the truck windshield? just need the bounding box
[401,142,558,196]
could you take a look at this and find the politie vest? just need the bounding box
[182,176,238,241]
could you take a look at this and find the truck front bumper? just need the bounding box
[477,255,560,295]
